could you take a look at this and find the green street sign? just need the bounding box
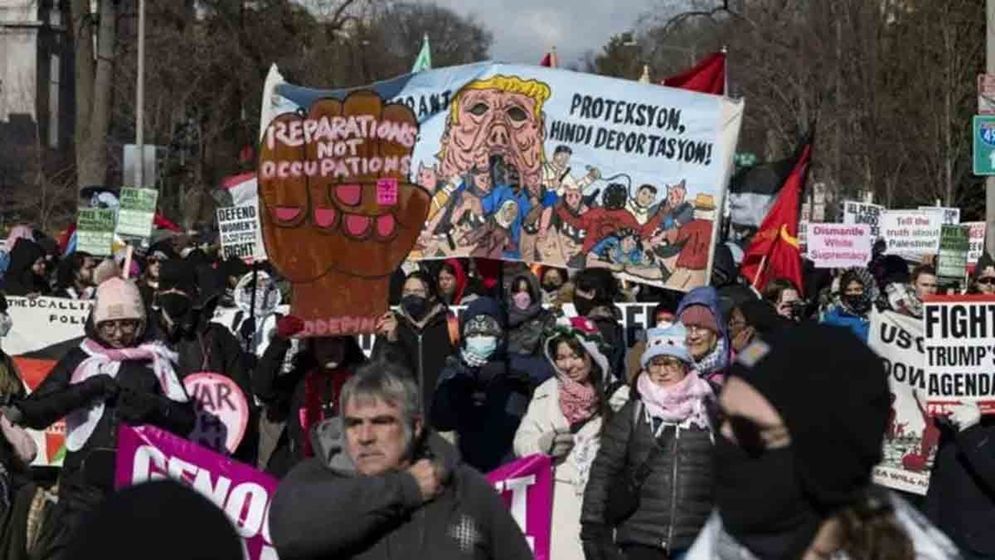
[973,115,995,175]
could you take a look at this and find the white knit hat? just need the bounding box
[92,278,145,326]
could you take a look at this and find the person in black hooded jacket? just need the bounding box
[572,269,625,382]
[253,315,368,477]
[2,238,50,297]
[3,277,194,559]
[431,297,541,473]
[373,271,456,415]
[507,270,557,357]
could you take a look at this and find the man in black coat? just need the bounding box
[270,362,532,560]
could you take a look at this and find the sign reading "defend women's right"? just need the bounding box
[924,295,995,412]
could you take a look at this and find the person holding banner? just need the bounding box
[5,277,195,557]
[926,403,995,559]
[514,317,619,560]
[582,323,714,560]
[685,325,958,559]
[820,267,877,342]
[270,363,532,560]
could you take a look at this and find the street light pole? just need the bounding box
[135,0,146,187]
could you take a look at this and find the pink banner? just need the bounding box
[115,424,278,560]
[486,454,553,560]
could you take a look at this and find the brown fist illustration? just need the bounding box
[258,90,430,336]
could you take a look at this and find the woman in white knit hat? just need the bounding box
[4,277,195,557]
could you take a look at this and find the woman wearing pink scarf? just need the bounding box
[581,323,716,560]
[3,277,194,557]
[514,316,617,560]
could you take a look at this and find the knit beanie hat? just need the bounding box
[641,323,693,367]
[92,278,145,326]
[679,304,719,333]
[728,324,889,511]
[544,316,610,377]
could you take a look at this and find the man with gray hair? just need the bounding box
[270,361,532,560]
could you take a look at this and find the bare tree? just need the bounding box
[71,0,117,189]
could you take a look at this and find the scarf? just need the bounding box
[508,300,542,328]
[299,367,352,458]
[637,371,713,429]
[558,376,598,426]
[694,337,728,379]
[67,338,187,452]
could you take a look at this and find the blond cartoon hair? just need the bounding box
[446,75,551,125]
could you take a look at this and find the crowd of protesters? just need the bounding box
[0,224,986,559]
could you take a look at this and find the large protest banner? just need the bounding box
[881,209,942,261]
[842,201,883,239]
[4,296,92,465]
[487,454,553,560]
[923,295,995,412]
[806,223,872,269]
[868,310,936,495]
[116,424,554,560]
[115,424,279,560]
[259,62,743,294]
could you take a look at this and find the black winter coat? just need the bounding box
[372,306,455,415]
[926,421,995,556]
[581,398,713,555]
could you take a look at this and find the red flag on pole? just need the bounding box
[739,141,812,294]
[661,51,726,95]
[539,49,558,68]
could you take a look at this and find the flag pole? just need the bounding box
[721,45,728,96]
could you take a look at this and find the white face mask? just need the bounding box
[0,313,12,338]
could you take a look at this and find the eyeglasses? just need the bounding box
[97,319,140,336]
[649,356,686,369]
[978,277,995,285]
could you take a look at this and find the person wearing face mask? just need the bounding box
[432,297,536,472]
[540,267,569,305]
[374,271,457,415]
[253,315,368,477]
[676,286,730,386]
[4,277,194,558]
[582,324,715,560]
[507,271,557,357]
[727,298,788,354]
[970,252,995,295]
[820,267,877,342]
[153,260,256,462]
[685,324,958,559]
[572,269,626,383]
[2,238,50,297]
[514,317,621,560]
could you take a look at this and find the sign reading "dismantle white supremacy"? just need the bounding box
[924,296,995,406]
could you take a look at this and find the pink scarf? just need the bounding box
[66,338,187,451]
[558,377,598,425]
[637,371,713,429]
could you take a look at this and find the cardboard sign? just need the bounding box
[258,90,431,337]
[868,310,935,495]
[842,201,884,239]
[114,425,279,560]
[923,296,995,410]
[806,223,872,269]
[116,187,159,239]
[260,62,744,292]
[965,221,987,265]
[183,373,250,455]
[217,205,263,261]
[936,225,969,282]
[486,454,553,560]
[881,210,942,261]
[76,208,116,256]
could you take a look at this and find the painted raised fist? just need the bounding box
[259,90,430,336]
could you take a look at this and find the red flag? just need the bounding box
[539,50,557,68]
[739,142,812,294]
[661,51,726,95]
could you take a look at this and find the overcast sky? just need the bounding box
[428,0,667,67]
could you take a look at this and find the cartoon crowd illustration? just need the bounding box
[410,74,717,290]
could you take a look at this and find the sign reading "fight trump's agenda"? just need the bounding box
[924,296,995,409]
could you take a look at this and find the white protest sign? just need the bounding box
[868,310,935,495]
[965,222,987,265]
[918,206,960,226]
[843,201,884,239]
[881,210,942,261]
[216,205,264,261]
[806,223,872,269]
[923,296,995,411]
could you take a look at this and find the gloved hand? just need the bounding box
[948,402,982,432]
[238,317,257,341]
[276,315,305,339]
[116,388,159,423]
[538,429,574,459]
[83,375,119,401]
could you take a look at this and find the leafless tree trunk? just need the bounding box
[72,0,117,189]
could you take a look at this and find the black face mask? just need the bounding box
[401,295,429,321]
[714,433,821,559]
[157,293,194,336]
[542,281,561,293]
[842,294,871,315]
[573,297,596,318]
